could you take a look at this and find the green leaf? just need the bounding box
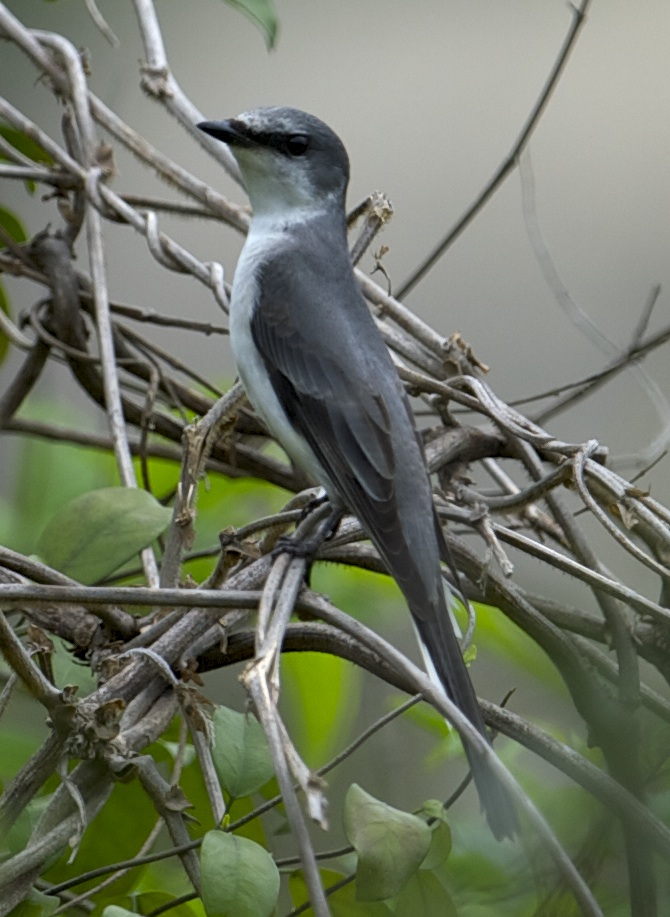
[7,887,59,916]
[420,821,452,871]
[211,705,274,799]
[394,871,458,917]
[200,830,279,917]
[0,400,118,555]
[220,0,278,49]
[0,205,28,246]
[418,799,450,823]
[105,896,201,917]
[36,486,172,583]
[102,908,141,917]
[50,635,95,694]
[0,124,54,165]
[343,784,431,902]
[289,869,394,915]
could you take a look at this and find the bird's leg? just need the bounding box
[297,488,330,521]
[272,504,344,580]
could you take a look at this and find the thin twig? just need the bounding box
[396,0,592,298]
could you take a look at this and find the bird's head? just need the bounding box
[197,106,350,221]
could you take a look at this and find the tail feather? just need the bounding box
[355,494,517,837]
[411,589,518,840]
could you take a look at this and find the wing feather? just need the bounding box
[251,268,398,504]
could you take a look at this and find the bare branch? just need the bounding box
[397,0,593,298]
[1,1,668,912]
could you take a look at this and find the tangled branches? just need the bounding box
[1,1,670,915]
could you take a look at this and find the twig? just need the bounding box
[349,191,394,266]
[131,0,243,184]
[53,818,164,913]
[159,382,246,587]
[397,0,592,298]
[0,612,63,711]
[305,592,603,916]
[83,0,119,46]
[131,755,202,894]
[520,150,670,473]
[574,443,670,581]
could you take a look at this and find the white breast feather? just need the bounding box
[229,227,334,492]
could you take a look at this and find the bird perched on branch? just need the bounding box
[197,106,516,839]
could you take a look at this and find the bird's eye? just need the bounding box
[286,134,309,156]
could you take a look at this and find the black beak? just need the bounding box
[197,119,250,147]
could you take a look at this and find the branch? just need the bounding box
[396,0,592,298]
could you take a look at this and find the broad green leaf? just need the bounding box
[102,908,141,917]
[394,871,458,917]
[289,869,394,916]
[343,784,431,902]
[105,895,201,917]
[0,123,54,165]
[420,822,452,871]
[6,887,59,916]
[0,123,53,193]
[3,401,118,555]
[200,830,279,917]
[220,0,278,49]
[418,798,451,824]
[211,705,274,799]
[282,649,359,766]
[0,205,28,245]
[36,486,172,583]
[51,636,95,693]
[44,776,157,897]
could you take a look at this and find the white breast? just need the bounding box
[229,228,333,491]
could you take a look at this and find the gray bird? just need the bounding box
[197,107,516,839]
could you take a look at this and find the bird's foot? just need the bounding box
[272,531,323,562]
[270,506,344,585]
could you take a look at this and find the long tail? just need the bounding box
[410,584,518,840]
[348,488,518,837]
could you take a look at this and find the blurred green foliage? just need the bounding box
[1,405,662,916]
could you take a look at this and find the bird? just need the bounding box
[197,107,516,839]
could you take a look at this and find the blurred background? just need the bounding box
[3,0,669,464]
[1,1,670,909]
[3,0,669,664]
